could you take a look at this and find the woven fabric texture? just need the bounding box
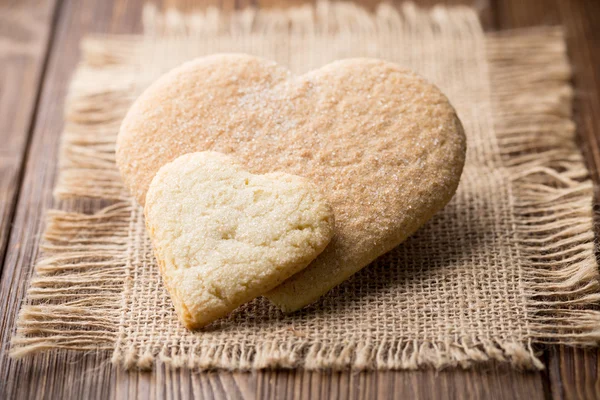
[11,2,600,370]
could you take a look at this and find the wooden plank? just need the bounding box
[553,0,600,185]
[547,347,600,400]
[254,369,546,400]
[0,0,59,271]
[496,0,600,399]
[0,0,549,399]
[0,0,146,398]
[163,0,494,25]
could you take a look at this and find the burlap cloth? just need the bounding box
[11,2,600,370]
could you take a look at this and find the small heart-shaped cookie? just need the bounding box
[118,54,466,312]
[144,151,334,329]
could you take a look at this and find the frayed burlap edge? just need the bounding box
[10,3,600,371]
[488,28,600,345]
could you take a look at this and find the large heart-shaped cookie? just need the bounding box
[117,54,466,312]
[145,151,334,328]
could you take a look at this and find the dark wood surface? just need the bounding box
[0,0,58,283]
[0,0,598,398]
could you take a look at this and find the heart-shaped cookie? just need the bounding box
[144,151,334,328]
[118,54,466,312]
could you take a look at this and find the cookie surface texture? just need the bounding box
[118,54,467,312]
[144,151,334,328]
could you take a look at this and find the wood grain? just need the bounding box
[0,0,58,273]
[0,0,141,398]
[0,0,598,398]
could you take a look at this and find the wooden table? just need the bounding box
[0,0,598,398]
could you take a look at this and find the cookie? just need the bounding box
[118,54,466,312]
[144,151,334,328]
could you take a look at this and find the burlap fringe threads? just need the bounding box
[489,29,600,346]
[11,3,600,370]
